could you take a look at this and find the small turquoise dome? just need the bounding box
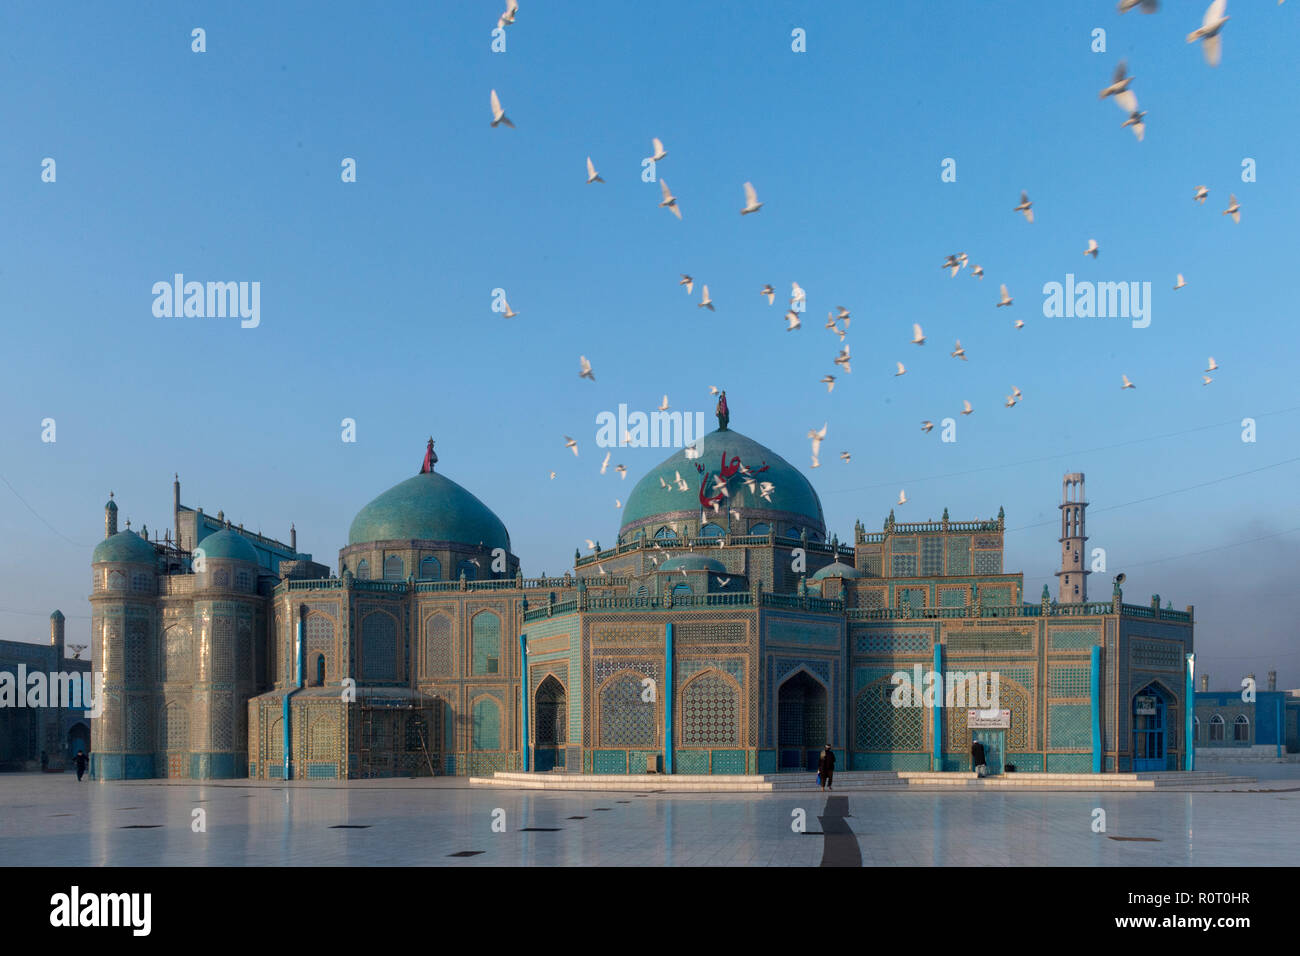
[812,561,862,580]
[621,426,825,536]
[349,471,511,552]
[104,497,118,512]
[92,530,156,565]
[659,555,727,573]
[195,528,259,563]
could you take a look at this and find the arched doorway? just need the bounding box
[778,670,828,771]
[1132,682,1169,771]
[67,723,90,763]
[534,676,567,772]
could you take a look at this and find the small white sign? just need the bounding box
[968,709,1010,729]
[1135,696,1156,716]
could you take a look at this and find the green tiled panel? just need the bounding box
[1005,753,1043,772]
[940,754,968,772]
[710,749,746,774]
[851,752,931,771]
[629,750,660,773]
[593,750,628,774]
[756,750,777,773]
[1047,753,1094,773]
[1048,703,1092,749]
[675,750,709,774]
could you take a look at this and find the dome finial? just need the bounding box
[420,437,438,474]
[715,390,729,431]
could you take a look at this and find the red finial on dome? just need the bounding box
[420,437,438,474]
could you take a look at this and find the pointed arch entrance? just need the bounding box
[534,675,567,771]
[1133,681,1170,771]
[777,670,828,771]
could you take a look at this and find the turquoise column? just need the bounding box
[664,621,674,774]
[1276,699,1283,760]
[284,610,304,780]
[932,642,943,771]
[1185,653,1196,771]
[520,633,529,772]
[1090,644,1102,773]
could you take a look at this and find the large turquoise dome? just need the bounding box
[349,470,511,552]
[92,530,156,565]
[620,426,825,537]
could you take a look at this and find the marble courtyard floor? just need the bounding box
[3,763,1297,867]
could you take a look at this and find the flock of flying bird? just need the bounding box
[485,0,1261,530]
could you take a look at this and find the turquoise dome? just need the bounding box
[348,471,511,552]
[195,528,259,563]
[812,561,861,580]
[620,426,825,536]
[659,555,727,573]
[92,530,156,565]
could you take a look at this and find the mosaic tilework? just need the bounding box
[306,614,334,658]
[676,621,745,644]
[1132,639,1181,669]
[534,676,567,746]
[237,623,252,683]
[677,657,743,684]
[309,713,339,759]
[163,625,192,683]
[1049,666,1090,697]
[593,750,628,774]
[1048,703,1091,749]
[853,752,931,771]
[979,585,1012,606]
[361,612,398,680]
[594,658,660,685]
[424,613,453,678]
[899,587,926,610]
[127,618,149,682]
[892,537,917,553]
[306,763,337,779]
[210,697,233,750]
[855,678,924,751]
[765,618,839,646]
[775,657,830,687]
[854,632,931,654]
[1047,753,1093,773]
[162,702,188,750]
[946,630,1032,652]
[211,615,233,681]
[921,537,943,576]
[675,749,709,774]
[1049,626,1102,650]
[891,555,916,576]
[710,749,746,773]
[127,697,151,750]
[946,537,970,574]
[598,674,657,747]
[859,589,885,609]
[1006,753,1043,772]
[679,671,741,746]
[973,551,1002,574]
[471,612,502,675]
[939,588,967,609]
[471,697,501,750]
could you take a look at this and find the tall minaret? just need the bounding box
[1056,473,1089,603]
[105,492,118,538]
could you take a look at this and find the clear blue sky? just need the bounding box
[1,1,1297,688]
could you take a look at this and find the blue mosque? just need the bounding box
[80,403,1200,780]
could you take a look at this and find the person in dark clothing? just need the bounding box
[40,750,48,772]
[970,737,987,778]
[818,745,835,791]
[74,751,88,782]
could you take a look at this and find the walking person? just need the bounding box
[971,736,987,778]
[818,744,835,791]
[74,750,88,782]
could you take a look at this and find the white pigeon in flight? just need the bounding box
[490,89,514,128]
[911,323,926,345]
[997,284,1013,308]
[791,282,806,307]
[961,400,973,416]
[1014,191,1034,223]
[1121,104,1147,141]
[579,356,595,381]
[1084,239,1099,258]
[650,137,667,162]
[1223,193,1240,223]
[1122,375,1136,389]
[680,274,694,294]
[821,374,836,393]
[834,345,850,373]
[600,451,611,474]
[971,264,984,280]
[586,156,604,184]
[501,296,519,318]
[1187,0,1229,67]
[1206,357,1219,372]
[921,420,934,432]
[740,182,762,215]
[1194,185,1209,204]
[1202,375,1213,386]
[952,340,966,360]
[895,362,907,377]
[564,436,579,456]
[761,284,775,304]
[498,0,518,28]
[698,285,714,310]
[785,310,802,331]
[659,180,681,219]
[1099,61,1134,101]
[808,423,827,469]
[1118,0,1159,14]
[897,489,907,505]
[657,394,670,411]
[1174,273,1186,290]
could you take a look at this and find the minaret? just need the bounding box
[50,610,65,660]
[173,473,180,545]
[290,523,297,552]
[1056,473,1089,603]
[105,492,118,538]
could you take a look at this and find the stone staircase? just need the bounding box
[471,769,1257,792]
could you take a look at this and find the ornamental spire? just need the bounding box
[420,437,438,474]
[716,391,729,430]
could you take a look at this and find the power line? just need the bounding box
[0,472,95,549]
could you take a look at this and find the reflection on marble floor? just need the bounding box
[3,763,1298,867]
